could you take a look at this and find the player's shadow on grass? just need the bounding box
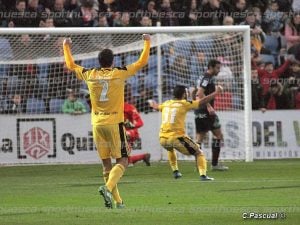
[220,185,300,192]
[66,180,140,187]
[0,212,41,217]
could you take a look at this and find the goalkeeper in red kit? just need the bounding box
[124,101,151,166]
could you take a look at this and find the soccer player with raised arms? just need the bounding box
[63,34,151,208]
[149,85,223,181]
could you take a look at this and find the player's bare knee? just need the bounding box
[116,157,128,168]
[194,149,203,157]
[102,158,112,171]
[213,131,223,140]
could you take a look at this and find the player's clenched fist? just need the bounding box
[142,34,150,41]
[216,85,223,93]
[63,38,72,46]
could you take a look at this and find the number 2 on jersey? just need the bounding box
[162,107,177,124]
[99,80,109,102]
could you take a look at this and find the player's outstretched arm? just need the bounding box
[198,85,223,107]
[63,38,82,71]
[127,34,151,73]
[148,99,159,110]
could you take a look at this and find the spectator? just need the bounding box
[252,5,263,26]
[160,0,179,26]
[199,0,229,26]
[169,55,191,86]
[98,0,118,12]
[247,0,269,12]
[139,15,152,26]
[51,0,71,27]
[7,0,27,27]
[293,0,300,12]
[114,12,132,27]
[223,16,234,25]
[27,0,44,27]
[98,0,118,26]
[285,11,300,50]
[283,62,300,107]
[0,0,16,11]
[191,51,207,76]
[62,90,87,115]
[143,0,158,26]
[30,17,57,58]
[262,0,285,34]
[0,78,9,113]
[91,15,112,49]
[231,0,247,25]
[135,86,153,113]
[241,10,266,53]
[112,11,122,26]
[95,15,109,27]
[295,87,300,109]
[263,82,292,109]
[213,89,233,110]
[0,1,7,27]
[48,61,76,99]
[5,93,24,114]
[283,76,299,108]
[23,63,41,99]
[118,0,139,12]
[40,0,53,10]
[71,0,96,27]
[64,0,79,11]
[276,0,292,12]
[253,59,291,95]
[290,62,300,84]
[251,68,266,111]
[0,36,13,61]
[181,0,200,26]
[18,34,33,59]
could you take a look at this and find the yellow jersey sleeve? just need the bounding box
[121,40,150,79]
[185,100,200,110]
[63,43,87,80]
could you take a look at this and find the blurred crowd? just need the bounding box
[0,0,299,113]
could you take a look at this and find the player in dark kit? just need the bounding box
[195,59,228,171]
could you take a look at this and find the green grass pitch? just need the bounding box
[0,159,300,225]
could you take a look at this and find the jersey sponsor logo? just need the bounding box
[202,79,209,87]
[94,111,118,115]
[196,75,204,87]
[195,113,207,119]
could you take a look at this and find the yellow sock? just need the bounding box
[106,164,125,192]
[197,154,207,176]
[168,150,178,171]
[103,171,122,204]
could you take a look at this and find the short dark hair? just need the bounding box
[98,49,114,67]
[16,0,26,5]
[207,59,221,69]
[173,85,186,99]
[265,61,273,66]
